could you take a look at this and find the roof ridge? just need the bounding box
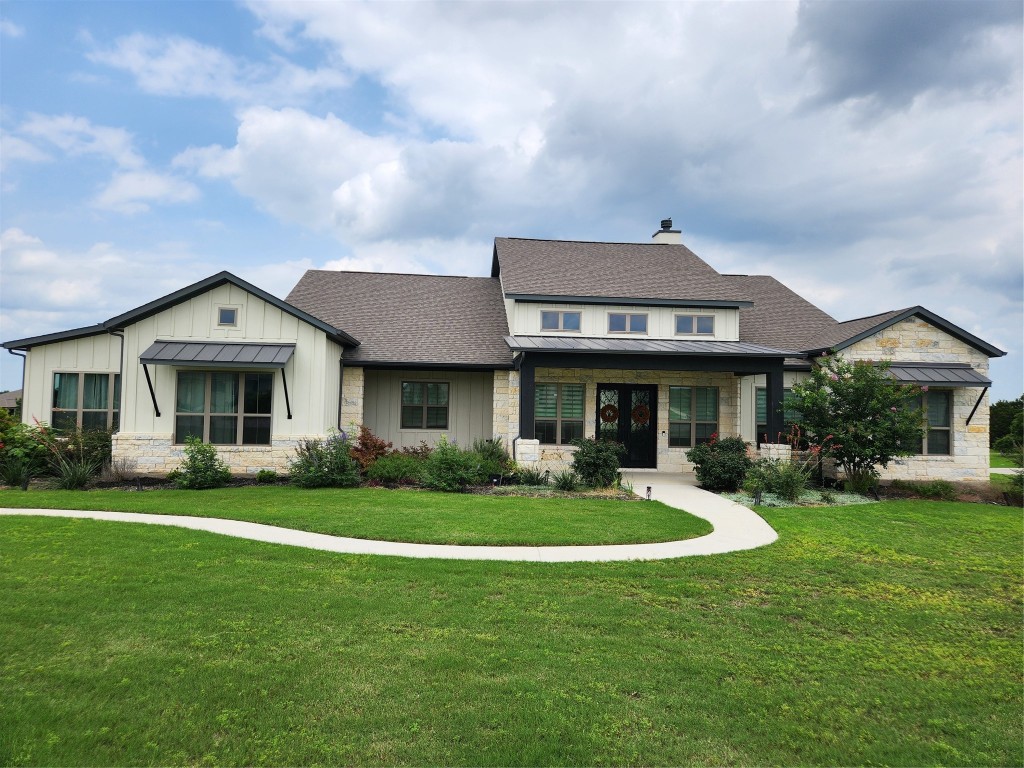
[836,307,915,325]
[302,269,492,280]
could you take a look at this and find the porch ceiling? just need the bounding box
[504,335,798,357]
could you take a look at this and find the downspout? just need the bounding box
[7,349,27,420]
[109,330,124,433]
[337,355,345,432]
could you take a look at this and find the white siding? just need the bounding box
[20,334,122,426]
[507,301,740,340]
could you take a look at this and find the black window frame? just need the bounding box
[535,382,585,445]
[755,387,801,445]
[400,381,450,430]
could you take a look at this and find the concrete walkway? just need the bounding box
[990,467,1021,475]
[0,473,777,562]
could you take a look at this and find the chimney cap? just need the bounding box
[660,218,673,230]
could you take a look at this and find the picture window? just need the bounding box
[668,386,718,447]
[535,383,585,444]
[175,371,272,445]
[401,381,449,429]
[52,372,121,431]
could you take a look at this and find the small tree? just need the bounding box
[789,356,923,493]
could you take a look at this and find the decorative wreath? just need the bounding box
[631,404,651,426]
[600,404,619,423]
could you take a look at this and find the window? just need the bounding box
[175,371,273,445]
[535,383,585,444]
[909,390,952,455]
[755,387,800,444]
[675,314,715,335]
[52,372,121,431]
[401,382,449,429]
[668,386,718,447]
[608,313,648,334]
[540,310,581,332]
[218,307,238,326]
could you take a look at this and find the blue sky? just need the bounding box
[1,0,1021,400]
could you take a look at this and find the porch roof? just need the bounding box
[885,362,991,387]
[140,340,296,368]
[504,335,798,357]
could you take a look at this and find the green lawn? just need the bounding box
[990,449,1022,469]
[1,500,1020,766]
[0,487,711,546]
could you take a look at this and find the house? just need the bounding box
[3,220,1005,481]
[0,389,21,416]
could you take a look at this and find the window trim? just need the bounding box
[914,389,953,456]
[607,312,648,335]
[400,380,450,430]
[51,372,121,431]
[539,310,582,333]
[217,307,238,327]
[674,314,715,336]
[174,370,274,445]
[668,385,719,448]
[535,382,585,445]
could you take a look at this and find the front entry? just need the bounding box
[597,384,658,469]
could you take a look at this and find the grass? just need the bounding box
[990,449,1022,469]
[1,500,1020,766]
[0,487,711,546]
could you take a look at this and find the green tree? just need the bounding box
[789,356,923,493]
[990,395,1023,446]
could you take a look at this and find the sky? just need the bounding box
[1,0,1021,400]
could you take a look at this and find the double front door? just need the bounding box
[596,384,657,469]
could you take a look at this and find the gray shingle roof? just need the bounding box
[802,308,908,352]
[287,271,513,367]
[723,275,838,351]
[493,238,750,303]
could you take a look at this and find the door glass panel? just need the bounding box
[598,387,619,441]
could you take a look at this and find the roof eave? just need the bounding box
[820,307,1005,358]
[504,293,753,309]
[3,324,108,350]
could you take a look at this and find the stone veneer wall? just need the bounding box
[838,317,991,482]
[526,367,741,473]
[112,433,326,475]
[339,365,365,434]
[491,369,520,452]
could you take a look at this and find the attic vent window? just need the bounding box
[218,308,238,327]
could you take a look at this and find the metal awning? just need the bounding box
[140,340,295,368]
[505,335,797,357]
[886,362,991,387]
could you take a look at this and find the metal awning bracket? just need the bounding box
[142,363,161,417]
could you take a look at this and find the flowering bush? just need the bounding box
[789,356,923,493]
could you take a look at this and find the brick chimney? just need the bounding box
[651,217,681,244]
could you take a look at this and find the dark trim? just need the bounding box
[807,307,1006,358]
[504,293,752,309]
[3,324,107,350]
[765,364,785,444]
[142,364,161,418]
[352,361,514,371]
[109,330,124,434]
[506,341,796,357]
[519,355,536,440]
[140,359,291,369]
[966,387,987,427]
[281,368,292,420]
[337,357,345,431]
[104,271,360,346]
[519,350,790,374]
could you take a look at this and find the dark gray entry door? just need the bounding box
[596,384,657,469]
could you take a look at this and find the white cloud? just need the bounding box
[0,19,24,38]
[20,113,144,169]
[93,170,200,214]
[0,132,51,169]
[87,33,349,105]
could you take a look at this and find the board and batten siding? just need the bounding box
[117,282,341,438]
[362,369,494,449]
[19,333,122,426]
[506,301,740,340]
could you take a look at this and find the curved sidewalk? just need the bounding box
[0,474,777,562]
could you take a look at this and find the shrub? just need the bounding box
[101,456,138,483]
[911,480,958,501]
[515,466,548,486]
[552,469,579,491]
[472,438,513,478]
[744,457,811,502]
[686,436,752,492]
[49,455,101,490]
[400,441,433,460]
[0,414,51,486]
[422,437,479,492]
[175,436,232,489]
[254,469,278,484]
[289,433,361,488]
[366,452,425,486]
[349,425,393,472]
[570,438,625,488]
